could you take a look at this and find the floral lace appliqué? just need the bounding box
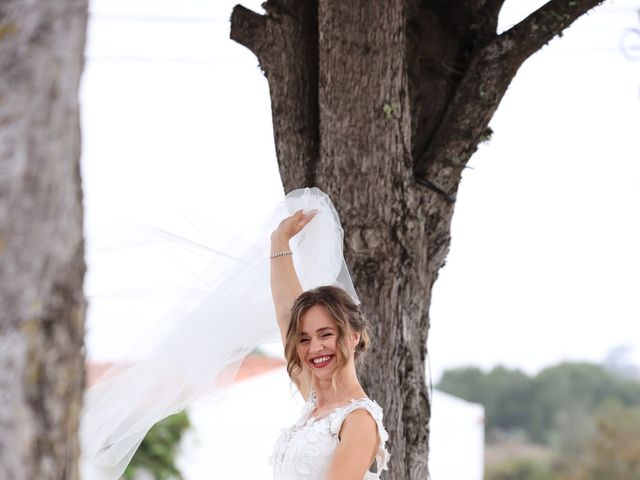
[270,391,390,480]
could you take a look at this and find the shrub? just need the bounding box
[123,410,191,480]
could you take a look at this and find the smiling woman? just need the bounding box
[80,187,388,480]
[287,290,370,391]
[269,211,390,480]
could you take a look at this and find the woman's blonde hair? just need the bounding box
[284,285,371,388]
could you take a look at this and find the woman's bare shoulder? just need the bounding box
[339,408,378,440]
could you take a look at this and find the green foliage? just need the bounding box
[545,405,594,458]
[123,410,191,480]
[443,361,640,480]
[437,366,486,401]
[437,361,640,445]
[486,457,557,480]
[438,365,533,434]
[528,362,640,443]
[479,126,493,145]
[559,400,640,480]
[382,102,395,119]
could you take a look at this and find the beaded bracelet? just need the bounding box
[270,250,293,259]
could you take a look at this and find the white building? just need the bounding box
[429,389,485,480]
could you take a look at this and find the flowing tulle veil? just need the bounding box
[80,187,359,480]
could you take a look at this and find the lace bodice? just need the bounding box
[270,391,390,479]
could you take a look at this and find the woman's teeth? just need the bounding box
[311,355,333,367]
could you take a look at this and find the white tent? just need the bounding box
[429,389,485,480]
[177,366,304,479]
[175,365,484,479]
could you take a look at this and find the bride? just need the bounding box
[269,209,390,479]
[81,187,390,479]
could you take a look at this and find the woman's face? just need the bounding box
[297,304,359,379]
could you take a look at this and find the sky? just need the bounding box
[81,0,640,382]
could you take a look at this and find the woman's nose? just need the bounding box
[309,337,323,352]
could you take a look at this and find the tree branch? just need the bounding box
[484,0,507,15]
[483,0,507,29]
[229,1,319,191]
[498,0,607,62]
[229,4,267,56]
[414,0,607,193]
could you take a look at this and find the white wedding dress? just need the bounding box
[271,391,390,479]
[81,188,376,480]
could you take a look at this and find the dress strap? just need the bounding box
[297,390,317,424]
[329,398,390,477]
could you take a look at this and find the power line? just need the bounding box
[621,28,640,60]
[89,14,228,23]
[85,55,249,65]
[87,7,640,24]
[85,48,634,66]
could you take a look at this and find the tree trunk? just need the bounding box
[231,0,605,477]
[0,1,88,479]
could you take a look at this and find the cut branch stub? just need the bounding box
[229,5,267,57]
[230,1,319,191]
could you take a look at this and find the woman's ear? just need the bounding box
[351,331,361,347]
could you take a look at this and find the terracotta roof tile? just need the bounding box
[85,355,286,388]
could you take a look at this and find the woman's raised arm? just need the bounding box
[269,209,317,344]
[270,209,317,401]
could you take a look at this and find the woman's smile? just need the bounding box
[309,354,335,368]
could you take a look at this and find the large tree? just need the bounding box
[230,0,605,477]
[0,1,88,479]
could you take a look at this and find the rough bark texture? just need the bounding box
[0,1,88,479]
[230,1,319,188]
[231,0,605,477]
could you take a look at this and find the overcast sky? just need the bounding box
[81,0,640,381]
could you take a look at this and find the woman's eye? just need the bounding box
[300,338,310,343]
[322,333,333,337]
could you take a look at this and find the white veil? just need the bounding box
[80,187,358,480]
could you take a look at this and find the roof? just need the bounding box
[85,354,287,388]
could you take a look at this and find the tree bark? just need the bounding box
[231,0,606,477]
[0,1,88,479]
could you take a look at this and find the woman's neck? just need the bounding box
[311,363,366,410]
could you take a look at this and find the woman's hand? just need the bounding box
[272,209,318,242]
